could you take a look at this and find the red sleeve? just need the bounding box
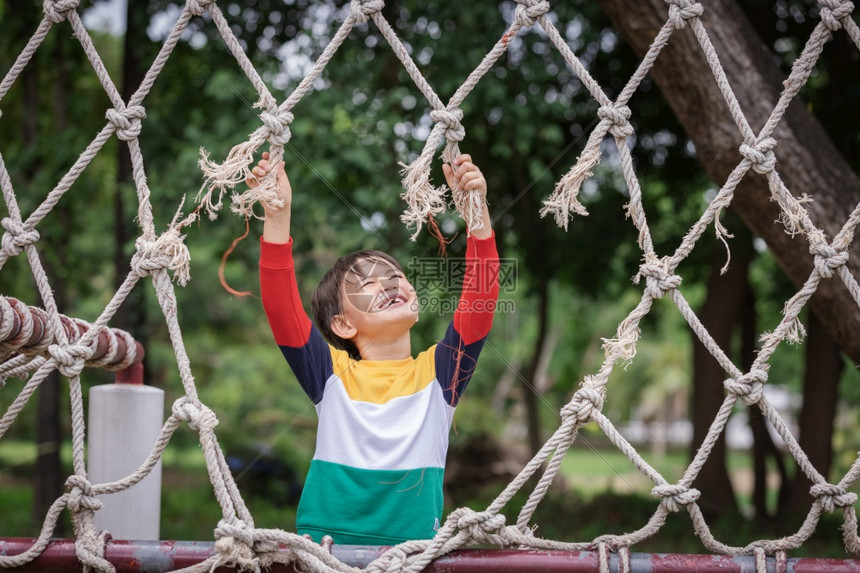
[259,237,313,347]
[453,233,500,345]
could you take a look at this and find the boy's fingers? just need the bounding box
[442,163,456,187]
[461,172,480,190]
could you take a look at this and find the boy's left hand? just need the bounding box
[443,154,487,201]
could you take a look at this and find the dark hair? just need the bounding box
[311,250,404,360]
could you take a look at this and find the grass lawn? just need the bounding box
[0,439,856,559]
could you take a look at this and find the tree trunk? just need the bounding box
[690,218,751,517]
[33,372,63,533]
[784,312,842,516]
[521,279,550,458]
[740,256,790,521]
[32,36,69,537]
[114,0,149,359]
[597,0,860,362]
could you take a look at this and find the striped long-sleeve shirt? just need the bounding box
[259,234,499,545]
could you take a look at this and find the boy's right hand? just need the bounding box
[253,152,293,243]
[247,151,292,217]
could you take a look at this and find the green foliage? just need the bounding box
[1,0,858,543]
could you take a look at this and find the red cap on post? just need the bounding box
[115,361,144,385]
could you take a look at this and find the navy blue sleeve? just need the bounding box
[435,322,487,406]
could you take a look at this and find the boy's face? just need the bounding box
[340,256,419,334]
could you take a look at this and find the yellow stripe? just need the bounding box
[329,346,438,404]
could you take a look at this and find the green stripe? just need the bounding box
[297,460,444,545]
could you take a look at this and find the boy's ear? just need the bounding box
[330,314,357,340]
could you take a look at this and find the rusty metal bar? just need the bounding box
[0,295,144,373]
[2,538,860,572]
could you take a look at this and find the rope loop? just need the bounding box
[65,475,102,513]
[724,369,768,405]
[810,242,848,279]
[1,218,40,258]
[666,0,704,29]
[514,0,550,28]
[597,104,634,138]
[259,107,294,146]
[818,0,855,30]
[561,388,604,425]
[810,483,858,512]
[430,107,466,143]
[43,0,79,23]
[172,397,219,433]
[106,105,146,141]
[350,0,384,23]
[637,256,682,299]
[48,342,92,378]
[131,228,192,285]
[187,0,215,17]
[651,483,701,512]
[739,137,777,175]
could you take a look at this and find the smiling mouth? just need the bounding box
[374,292,408,311]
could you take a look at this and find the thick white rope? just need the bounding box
[1,0,859,571]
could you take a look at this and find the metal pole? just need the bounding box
[2,539,860,572]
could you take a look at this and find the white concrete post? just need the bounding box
[88,364,164,540]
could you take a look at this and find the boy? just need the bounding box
[252,152,499,546]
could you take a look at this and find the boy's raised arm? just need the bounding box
[255,155,333,402]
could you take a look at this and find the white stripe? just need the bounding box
[314,375,454,470]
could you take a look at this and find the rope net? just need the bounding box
[1,0,859,571]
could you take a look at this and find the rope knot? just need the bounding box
[561,388,604,425]
[514,0,550,27]
[810,243,848,279]
[131,229,192,285]
[1,218,40,258]
[636,256,681,299]
[350,0,384,23]
[597,104,633,138]
[65,475,102,513]
[213,520,258,570]
[172,397,219,432]
[43,0,79,23]
[259,108,294,146]
[187,0,215,17]
[652,484,700,512]
[724,369,767,405]
[739,138,777,174]
[48,342,92,378]
[456,509,507,540]
[818,0,854,30]
[810,483,858,512]
[430,108,466,143]
[106,105,146,141]
[215,519,256,547]
[667,0,704,29]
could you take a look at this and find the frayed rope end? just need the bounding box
[540,149,598,229]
